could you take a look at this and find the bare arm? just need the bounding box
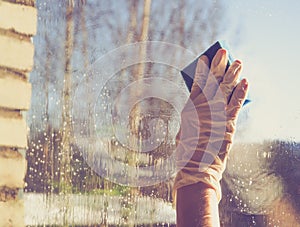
[177,182,220,227]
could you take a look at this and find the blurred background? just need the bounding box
[25,0,300,226]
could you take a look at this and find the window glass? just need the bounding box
[25,0,300,226]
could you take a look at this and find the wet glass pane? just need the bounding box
[25,0,300,226]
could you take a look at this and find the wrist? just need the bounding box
[176,182,220,227]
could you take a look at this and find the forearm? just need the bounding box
[176,182,220,227]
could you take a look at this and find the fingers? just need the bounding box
[190,49,246,111]
[190,55,209,100]
[227,79,249,118]
[220,60,243,103]
[203,49,227,100]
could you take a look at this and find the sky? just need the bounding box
[217,0,300,142]
[30,0,300,143]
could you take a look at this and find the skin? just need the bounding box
[177,182,220,226]
[176,48,248,227]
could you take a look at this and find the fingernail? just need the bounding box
[241,78,248,90]
[235,59,242,65]
[213,49,226,66]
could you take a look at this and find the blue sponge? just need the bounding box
[181,41,250,105]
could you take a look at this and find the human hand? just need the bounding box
[173,48,249,201]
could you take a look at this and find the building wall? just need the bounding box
[0,0,36,226]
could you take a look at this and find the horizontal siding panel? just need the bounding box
[0,1,37,35]
[0,74,31,110]
[0,199,24,226]
[0,112,27,148]
[0,149,26,188]
[0,34,34,72]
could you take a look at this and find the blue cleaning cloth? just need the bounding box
[181,41,250,106]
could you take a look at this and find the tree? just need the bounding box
[60,0,74,195]
[27,0,233,225]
